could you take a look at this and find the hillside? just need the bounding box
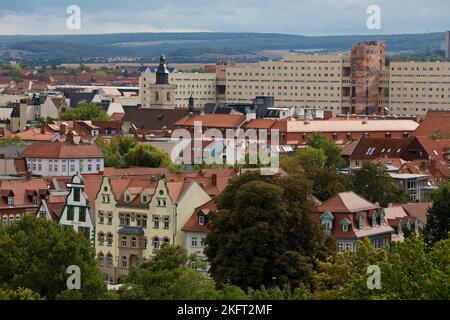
[0,32,445,64]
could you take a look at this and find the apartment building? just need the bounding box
[389,61,450,116]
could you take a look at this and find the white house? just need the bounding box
[21,141,104,176]
[59,174,96,244]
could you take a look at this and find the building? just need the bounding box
[350,41,386,115]
[181,198,216,267]
[20,141,104,176]
[317,191,394,252]
[0,178,50,225]
[58,174,95,244]
[389,61,450,116]
[93,175,211,284]
[389,173,430,202]
[384,205,422,242]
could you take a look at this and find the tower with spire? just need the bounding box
[140,53,176,109]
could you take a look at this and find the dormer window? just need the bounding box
[7,196,14,207]
[320,212,334,231]
[398,221,403,236]
[372,211,378,227]
[142,195,148,203]
[199,215,205,226]
[125,195,130,202]
[380,210,385,226]
[32,196,37,205]
[340,218,351,232]
[359,212,365,229]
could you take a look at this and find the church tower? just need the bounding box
[143,54,176,109]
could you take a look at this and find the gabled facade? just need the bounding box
[317,191,394,252]
[94,175,211,284]
[58,174,95,244]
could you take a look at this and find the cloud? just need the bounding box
[0,0,448,36]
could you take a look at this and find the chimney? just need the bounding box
[212,173,217,186]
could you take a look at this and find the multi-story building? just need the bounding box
[94,175,211,284]
[389,61,450,116]
[20,141,104,176]
[317,191,394,252]
[58,174,96,244]
[445,31,450,59]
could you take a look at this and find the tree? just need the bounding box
[119,244,219,300]
[205,172,334,291]
[306,133,345,168]
[59,103,109,121]
[0,135,23,146]
[425,180,450,246]
[350,161,409,207]
[0,216,108,300]
[123,143,173,168]
[0,287,43,300]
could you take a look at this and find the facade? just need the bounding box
[0,178,50,225]
[20,141,104,176]
[94,176,211,284]
[445,31,450,59]
[59,174,96,244]
[389,61,450,116]
[317,191,394,252]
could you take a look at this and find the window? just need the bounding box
[98,233,105,245]
[163,216,169,229]
[143,238,148,249]
[122,236,127,247]
[137,214,148,228]
[191,237,198,247]
[106,254,113,267]
[343,224,348,232]
[7,196,13,207]
[119,213,130,226]
[32,196,37,205]
[359,213,365,229]
[98,253,104,266]
[152,237,160,249]
[131,237,137,248]
[73,188,80,202]
[107,233,113,245]
[153,216,160,228]
[79,208,86,222]
[121,256,127,268]
[67,206,74,221]
[107,213,113,224]
[198,215,205,226]
[344,242,354,251]
[99,211,104,224]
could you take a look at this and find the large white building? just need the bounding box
[21,141,104,176]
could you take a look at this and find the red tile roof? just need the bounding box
[414,111,450,139]
[182,199,217,233]
[174,114,246,128]
[21,141,104,159]
[318,191,380,213]
[13,128,57,141]
[0,178,49,210]
[402,202,432,224]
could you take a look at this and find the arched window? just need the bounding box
[98,252,105,266]
[131,237,137,248]
[2,216,8,225]
[14,214,21,221]
[121,256,127,268]
[106,253,113,267]
[152,236,160,249]
[163,237,170,244]
[107,233,113,245]
[122,236,127,247]
[98,232,105,245]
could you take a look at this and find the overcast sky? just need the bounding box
[0,0,448,36]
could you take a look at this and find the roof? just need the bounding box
[13,128,57,141]
[402,202,432,224]
[122,107,188,131]
[318,191,380,213]
[242,119,277,130]
[286,119,419,133]
[0,178,49,209]
[64,92,95,108]
[118,226,145,235]
[182,198,216,233]
[347,137,409,160]
[414,111,450,139]
[174,114,246,128]
[20,141,104,159]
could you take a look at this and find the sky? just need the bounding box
[0,0,449,36]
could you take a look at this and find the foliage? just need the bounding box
[313,237,450,300]
[306,133,345,168]
[350,161,409,207]
[0,215,108,300]
[205,172,334,291]
[0,287,43,300]
[123,143,174,169]
[0,135,24,146]
[59,103,109,121]
[425,180,450,247]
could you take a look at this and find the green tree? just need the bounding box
[350,161,409,207]
[59,103,109,121]
[0,287,43,300]
[0,215,107,300]
[306,133,345,168]
[123,143,173,168]
[205,172,333,291]
[119,244,219,300]
[424,181,450,246]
